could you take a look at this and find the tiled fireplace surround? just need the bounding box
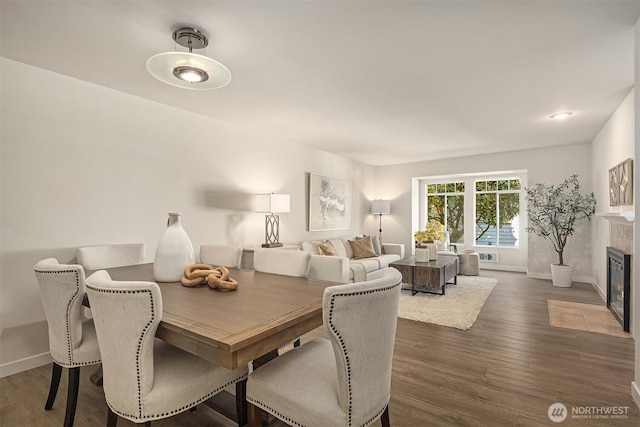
[610,223,634,256]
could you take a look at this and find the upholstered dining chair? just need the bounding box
[199,244,243,268]
[246,267,402,427]
[253,248,311,278]
[253,248,312,349]
[76,243,145,270]
[85,270,249,427]
[247,268,402,427]
[34,258,102,427]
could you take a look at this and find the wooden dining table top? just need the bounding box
[91,263,337,369]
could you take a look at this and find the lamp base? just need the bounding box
[261,243,283,248]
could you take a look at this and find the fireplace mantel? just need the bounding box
[596,211,635,224]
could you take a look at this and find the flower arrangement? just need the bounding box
[414,220,445,244]
[525,175,596,265]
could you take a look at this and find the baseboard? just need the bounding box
[589,279,606,303]
[0,351,51,378]
[479,264,527,273]
[526,272,592,284]
[632,382,640,410]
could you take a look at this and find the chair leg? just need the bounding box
[106,407,118,427]
[381,404,390,427]
[236,379,248,427]
[64,367,80,427]
[247,403,267,427]
[45,362,63,410]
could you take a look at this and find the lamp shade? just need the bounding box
[371,199,391,215]
[256,194,290,213]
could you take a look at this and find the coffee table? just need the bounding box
[390,255,458,295]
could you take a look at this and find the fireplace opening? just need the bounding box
[606,247,631,332]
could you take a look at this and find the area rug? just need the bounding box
[548,300,631,339]
[397,276,498,330]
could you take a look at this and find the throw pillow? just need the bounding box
[357,235,381,256]
[348,237,377,259]
[318,240,338,256]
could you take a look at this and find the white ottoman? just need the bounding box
[459,251,480,276]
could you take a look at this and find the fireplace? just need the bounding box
[606,247,631,332]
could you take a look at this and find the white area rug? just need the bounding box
[397,276,498,330]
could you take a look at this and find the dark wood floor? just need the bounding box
[1,271,637,426]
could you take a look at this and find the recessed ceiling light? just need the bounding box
[146,27,231,90]
[550,112,573,120]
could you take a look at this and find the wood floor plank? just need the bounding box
[0,271,637,426]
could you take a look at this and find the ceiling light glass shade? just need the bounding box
[146,52,231,90]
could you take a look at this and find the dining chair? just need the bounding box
[199,244,243,268]
[85,270,249,427]
[246,267,402,427]
[34,258,102,427]
[253,248,311,278]
[76,243,145,270]
[253,248,312,348]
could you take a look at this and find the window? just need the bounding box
[475,179,521,247]
[426,182,464,243]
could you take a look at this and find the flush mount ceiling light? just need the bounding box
[550,112,573,120]
[146,27,231,90]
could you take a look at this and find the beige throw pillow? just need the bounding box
[348,237,377,259]
[357,235,382,256]
[318,240,339,256]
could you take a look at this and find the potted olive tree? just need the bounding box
[525,175,596,287]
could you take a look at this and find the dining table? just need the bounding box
[89,263,337,370]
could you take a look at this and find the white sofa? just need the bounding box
[301,236,405,283]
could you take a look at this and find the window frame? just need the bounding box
[416,171,527,252]
[474,178,522,248]
[425,181,465,244]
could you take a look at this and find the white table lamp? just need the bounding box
[256,193,290,248]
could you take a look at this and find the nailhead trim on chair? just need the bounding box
[35,268,101,367]
[87,285,250,423]
[327,283,399,427]
[106,376,248,423]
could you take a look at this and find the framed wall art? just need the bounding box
[308,173,353,231]
[609,158,633,206]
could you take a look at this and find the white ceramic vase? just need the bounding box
[550,264,572,288]
[415,247,430,262]
[153,212,195,282]
[423,241,438,261]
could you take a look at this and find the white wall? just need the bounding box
[591,89,635,297]
[632,14,640,412]
[373,144,593,280]
[0,58,375,375]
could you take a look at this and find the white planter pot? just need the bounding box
[550,264,572,288]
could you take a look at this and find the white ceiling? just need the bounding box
[1,1,638,166]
